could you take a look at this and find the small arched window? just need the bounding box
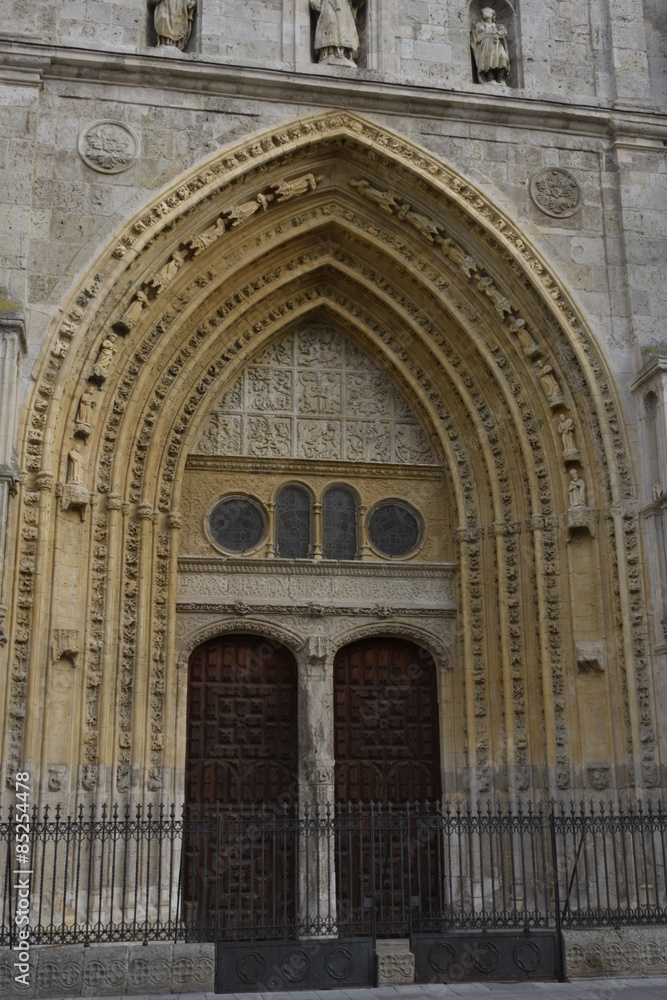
[276,485,312,558]
[323,486,358,560]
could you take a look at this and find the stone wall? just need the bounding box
[3,1,665,103]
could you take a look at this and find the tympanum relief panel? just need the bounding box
[194,325,439,466]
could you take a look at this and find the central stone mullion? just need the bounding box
[297,636,337,935]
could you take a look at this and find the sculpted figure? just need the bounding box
[310,0,359,66]
[95,334,117,372]
[350,178,400,214]
[471,8,510,84]
[536,359,562,401]
[186,216,226,256]
[226,192,272,227]
[150,0,195,51]
[397,202,442,243]
[114,290,149,334]
[568,469,586,508]
[271,173,322,203]
[67,448,84,486]
[76,391,96,426]
[149,250,185,294]
[557,415,577,454]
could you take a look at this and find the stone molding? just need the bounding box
[2,41,666,147]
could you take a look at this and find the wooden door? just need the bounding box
[334,637,442,936]
[186,633,298,807]
[334,637,441,803]
[185,634,298,938]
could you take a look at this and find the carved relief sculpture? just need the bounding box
[113,290,149,334]
[67,448,85,486]
[471,8,510,84]
[226,193,272,227]
[557,414,581,462]
[568,469,586,508]
[74,391,97,437]
[186,216,226,256]
[148,251,185,295]
[150,0,195,51]
[536,359,563,407]
[271,173,322,203]
[509,317,540,357]
[310,0,359,67]
[91,334,117,381]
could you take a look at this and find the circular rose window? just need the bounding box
[367,501,423,558]
[208,496,266,553]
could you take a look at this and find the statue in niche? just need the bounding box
[471,8,510,84]
[568,469,586,508]
[310,0,359,67]
[149,0,195,51]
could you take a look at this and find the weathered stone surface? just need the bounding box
[564,927,667,979]
[171,942,216,993]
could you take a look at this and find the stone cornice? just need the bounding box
[1,40,666,145]
[631,355,667,394]
[177,556,457,578]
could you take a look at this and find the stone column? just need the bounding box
[0,309,26,645]
[297,635,336,933]
[312,501,323,560]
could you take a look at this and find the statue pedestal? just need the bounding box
[61,483,90,520]
[567,505,597,538]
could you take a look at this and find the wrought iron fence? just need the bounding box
[1,799,665,946]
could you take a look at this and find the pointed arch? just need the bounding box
[5,110,657,807]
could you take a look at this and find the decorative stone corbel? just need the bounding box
[51,628,80,667]
[61,483,91,520]
[567,505,598,538]
[303,635,328,666]
[576,641,605,673]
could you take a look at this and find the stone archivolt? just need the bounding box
[4,112,657,806]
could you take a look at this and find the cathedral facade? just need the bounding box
[0,0,666,990]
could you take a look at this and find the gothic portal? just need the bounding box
[1,110,664,817]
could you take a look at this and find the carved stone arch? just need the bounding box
[330,621,454,674]
[7,110,657,808]
[176,617,306,671]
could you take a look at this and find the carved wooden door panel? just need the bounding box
[185,634,298,938]
[334,637,441,803]
[334,638,442,936]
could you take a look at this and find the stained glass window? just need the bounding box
[276,486,311,558]
[208,496,266,553]
[367,501,422,557]
[323,487,358,560]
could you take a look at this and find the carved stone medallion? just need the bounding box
[529,168,581,218]
[78,120,139,174]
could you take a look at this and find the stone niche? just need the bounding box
[469,0,522,89]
